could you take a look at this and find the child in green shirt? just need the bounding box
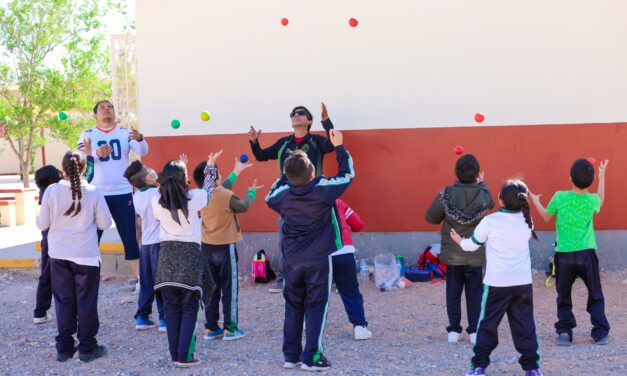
[530,158,610,346]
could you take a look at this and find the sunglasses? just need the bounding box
[290,110,308,118]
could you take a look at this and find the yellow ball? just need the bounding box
[200,111,211,122]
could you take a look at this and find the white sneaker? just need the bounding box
[354,325,372,340]
[133,281,140,294]
[284,361,301,369]
[470,333,477,345]
[448,331,461,343]
[33,314,53,325]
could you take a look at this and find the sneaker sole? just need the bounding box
[135,325,156,330]
[301,365,330,372]
[174,361,200,368]
[355,335,372,340]
[223,334,246,341]
[33,317,53,325]
[204,335,223,340]
[268,289,283,293]
[158,327,167,333]
[284,362,302,369]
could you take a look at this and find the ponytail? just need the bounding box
[518,192,539,240]
[61,151,86,217]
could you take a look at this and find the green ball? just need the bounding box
[171,119,181,129]
[59,111,68,121]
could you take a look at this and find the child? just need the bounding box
[36,150,112,362]
[332,199,372,341]
[123,160,165,332]
[529,159,610,345]
[266,129,353,372]
[193,157,261,341]
[33,138,97,325]
[425,154,494,344]
[451,179,542,376]
[152,151,220,368]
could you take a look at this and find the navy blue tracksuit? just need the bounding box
[34,230,52,319]
[135,243,164,320]
[50,258,101,355]
[266,144,354,366]
[332,253,367,327]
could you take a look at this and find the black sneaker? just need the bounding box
[301,354,331,372]
[79,345,108,363]
[56,347,77,362]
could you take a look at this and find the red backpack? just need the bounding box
[417,246,447,283]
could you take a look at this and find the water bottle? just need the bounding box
[359,259,368,282]
[395,253,405,277]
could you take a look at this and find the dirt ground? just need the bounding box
[0,269,626,376]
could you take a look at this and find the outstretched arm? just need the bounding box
[320,102,335,153]
[529,191,554,223]
[597,160,609,207]
[202,150,223,200]
[315,130,355,204]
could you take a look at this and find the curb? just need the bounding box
[0,242,125,269]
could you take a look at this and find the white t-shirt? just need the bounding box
[78,125,149,196]
[152,189,208,244]
[133,186,160,245]
[460,210,532,287]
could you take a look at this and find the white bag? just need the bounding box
[373,253,400,291]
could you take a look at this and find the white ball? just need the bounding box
[398,280,406,289]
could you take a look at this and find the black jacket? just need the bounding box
[265,145,354,263]
[249,119,335,176]
[425,181,495,267]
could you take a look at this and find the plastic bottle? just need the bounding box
[395,253,405,277]
[359,259,368,282]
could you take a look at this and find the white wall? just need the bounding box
[137,0,627,136]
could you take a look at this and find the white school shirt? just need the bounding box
[36,180,112,266]
[77,125,149,196]
[152,189,208,245]
[133,186,160,245]
[460,210,532,287]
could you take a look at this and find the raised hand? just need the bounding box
[248,125,262,143]
[179,153,189,166]
[598,160,609,177]
[477,172,485,183]
[83,137,93,155]
[321,102,329,121]
[129,128,143,141]
[233,157,253,175]
[249,179,264,191]
[528,191,542,204]
[329,129,343,146]
[96,144,112,158]
[207,149,223,165]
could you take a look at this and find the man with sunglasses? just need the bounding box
[248,103,335,293]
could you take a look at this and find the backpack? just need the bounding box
[251,249,276,283]
[418,245,447,283]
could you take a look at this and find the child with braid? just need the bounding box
[37,150,112,363]
[451,179,543,376]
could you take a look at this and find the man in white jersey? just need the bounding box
[78,100,149,288]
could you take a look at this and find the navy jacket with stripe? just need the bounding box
[265,145,354,263]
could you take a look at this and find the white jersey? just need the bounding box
[133,186,160,245]
[78,125,149,196]
[460,210,533,287]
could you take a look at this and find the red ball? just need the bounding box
[281,18,289,26]
[474,112,485,123]
[587,157,596,165]
[455,146,464,156]
[349,18,359,27]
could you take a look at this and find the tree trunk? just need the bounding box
[21,160,30,188]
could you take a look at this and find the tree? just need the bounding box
[0,0,122,187]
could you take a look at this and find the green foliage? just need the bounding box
[0,0,127,185]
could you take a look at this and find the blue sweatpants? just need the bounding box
[135,243,164,320]
[161,287,201,362]
[332,252,368,327]
[103,193,139,260]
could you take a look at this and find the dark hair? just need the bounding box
[291,105,313,131]
[499,179,538,240]
[570,159,595,189]
[35,165,62,194]
[61,150,86,217]
[284,150,314,186]
[192,161,207,188]
[124,160,148,189]
[93,100,113,114]
[455,154,480,184]
[157,160,190,225]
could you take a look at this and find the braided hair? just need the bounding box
[157,159,190,226]
[499,179,539,240]
[61,150,86,217]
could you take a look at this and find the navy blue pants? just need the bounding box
[161,287,201,362]
[135,243,164,320]
[283,256,332,365]
[50,258,100,355]
[472,284,540,371]
[104,193,139,260]
[554,249,610,341]
[34,230,52,318]
[332,253,367,327]
[201,243,239,332]
[446,265,483,334]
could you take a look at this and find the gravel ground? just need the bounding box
[0,269,626,376]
